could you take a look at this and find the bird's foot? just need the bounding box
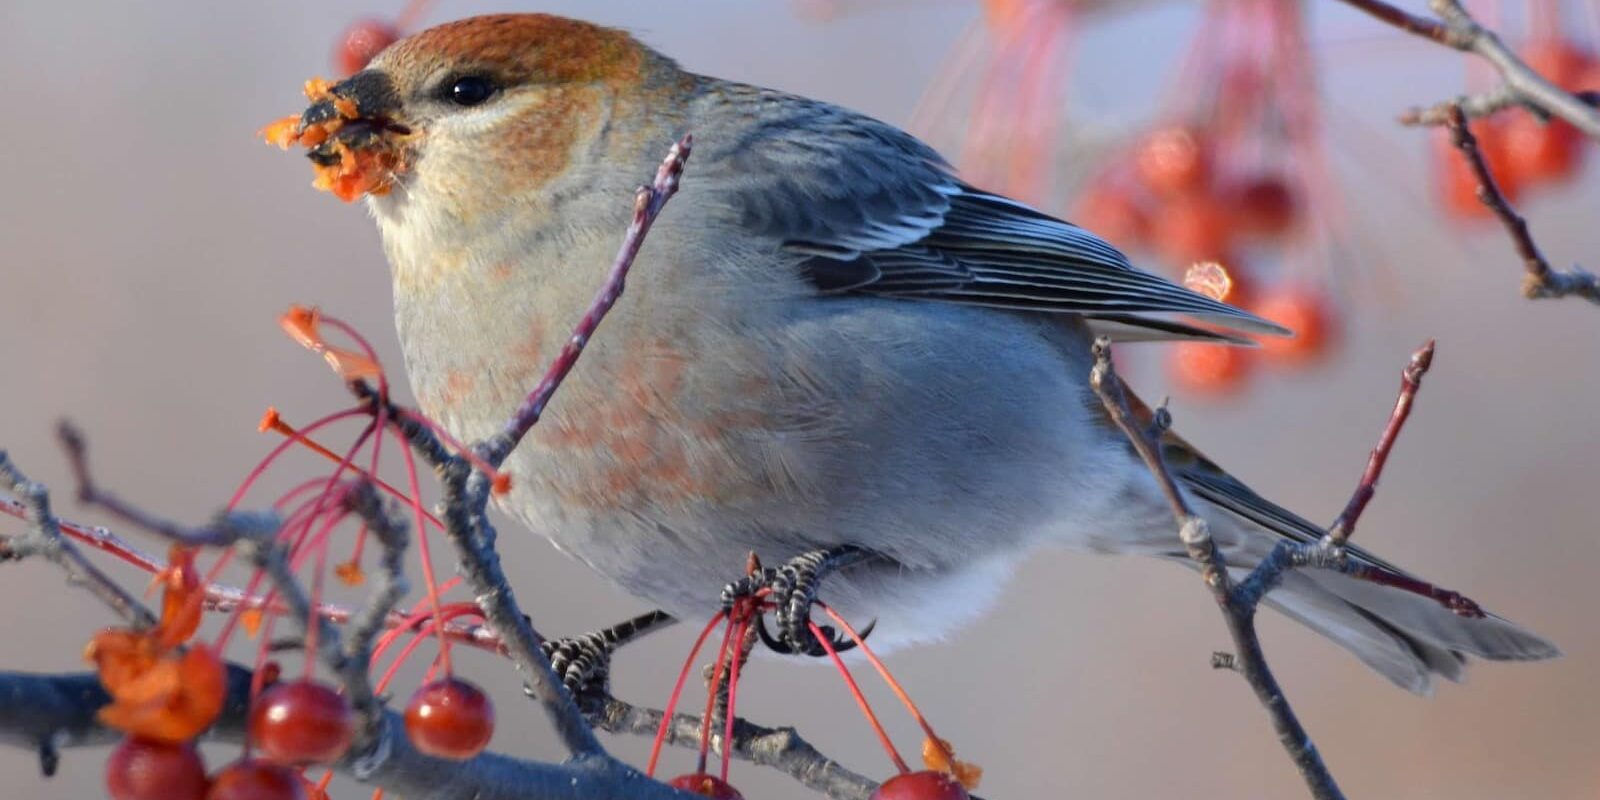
[537,609,675,698]
[721,546,877,657]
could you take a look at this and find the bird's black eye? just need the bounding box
[445,75,496,107]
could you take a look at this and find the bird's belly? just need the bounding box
[462,300,1138,644]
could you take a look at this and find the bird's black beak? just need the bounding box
[300,70,409,167]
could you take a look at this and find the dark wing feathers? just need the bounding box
[696,83,1286,342]
[797,186,1289,339]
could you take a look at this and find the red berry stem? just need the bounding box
[809,621,910,775]
[647,610,728,777]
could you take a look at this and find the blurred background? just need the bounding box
[1,0,1597,797]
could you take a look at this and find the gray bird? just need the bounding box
[286,12,1557,694]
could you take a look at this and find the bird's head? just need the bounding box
[269,14,686,225]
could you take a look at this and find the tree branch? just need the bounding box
[0,451,155,629]
[1335,0,1600,139]
[1442,105,1600,305]
[1089,338,1343,800]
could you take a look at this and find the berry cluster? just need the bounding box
[98,308,501,800]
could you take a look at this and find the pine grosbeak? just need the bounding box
[282,13,1555,693]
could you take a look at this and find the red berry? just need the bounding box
[1227,177,1298,239]
[206,760,307,800]
[870,770,971,800]
[334,18,400,76]
[1501,111,1585,185]
[248,680,354,765]
[1252,287,1336,366]
[1151,193,1233,264]
[1168,342,1253,395]
[667,773,746,798]
[403,678,496,760]
[107,737,209,800]
[1134,126,1211,197]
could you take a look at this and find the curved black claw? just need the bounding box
[757,614,877,656]
[732,545,880,657]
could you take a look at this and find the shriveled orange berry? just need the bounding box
[249,681,354,765]
[920,737,982,790]
[107,737,208,800]
[93,640,226,743]
[404,678,495,760]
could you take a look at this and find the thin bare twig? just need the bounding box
[1335,0,1600,138]
[0,451,156,629]
[480,134,694,468]
[337,480,411,757]
[1089,338,1342,800]
[1326,341,1434,545]
[1443,105,1600,305]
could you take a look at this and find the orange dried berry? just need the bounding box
[93,639,227,743]
[302,78,338,103]
[153,547,204,648]
[920,737,983,790]
[259,116,303,150]
[334,560,366,587]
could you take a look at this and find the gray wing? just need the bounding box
[695,82,1288,342]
